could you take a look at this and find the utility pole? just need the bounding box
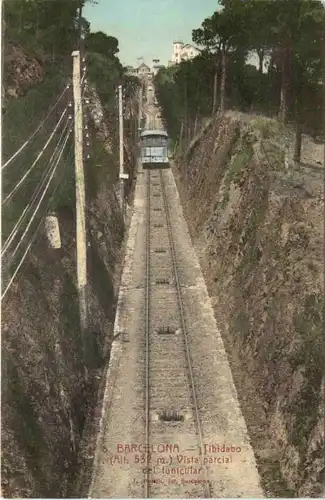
[72,50,88,352]
[323,10,325,171]
[179,120,184,155]
[0,0,3,243]
[137,85,143,170]
[138,84,143,132]
[184,75,188,149]
[118,84,129,218]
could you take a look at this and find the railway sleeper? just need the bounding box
[156,326,175,335]
[155,278,170,285]
[154,248,166,253]
[159,410,184,422]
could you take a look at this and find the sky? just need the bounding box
[83,0,220,67]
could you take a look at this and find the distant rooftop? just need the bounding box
[140,129,168,137]
[182,43,198,49]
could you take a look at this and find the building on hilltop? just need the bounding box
[138,62,151,76]
[126,59,164,78]
[126,61,151,79]
[152,58,164,76]
[171,40,200,64]
[125,65,137,76]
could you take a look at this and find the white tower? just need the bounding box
[172,40,183,64]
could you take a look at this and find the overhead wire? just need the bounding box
[2,117,72,256]
[7,124,73,265]
[1,83,70,170]
[2,108,68,206]
[1,144,74,301]
[1,127,73,300]
[2,58,88,300]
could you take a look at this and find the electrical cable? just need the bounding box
[2,65,88,299]
[2,118,71,256]
[2,108,68,206]
[1,84,70,170]
[1,129,73,301]
[1,143,73,300]
[7,125,72,264]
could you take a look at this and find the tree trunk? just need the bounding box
[212,54,219,115]
[193,114,198,136]
[257,49,264,74]
[179,121,184,155]
[184,78,188,148]
[278,42,292,122]
[36,10,39,39]
[294,123,302,164]
[220,49,227,113]
[78,0,83,49]
[18,7,22,34]
[294,97,302,164]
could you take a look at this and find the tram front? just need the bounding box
[140,130,169,169]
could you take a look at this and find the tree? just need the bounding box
[86,32,119,57]
[153,0,323,149]
[193,18,221,114]
[265,0,323,122]
[193,1,250,113]
[290,0,323,158]
[4,0,90,58]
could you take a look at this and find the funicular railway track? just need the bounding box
[143,168,212,498]
[89,92,263,499]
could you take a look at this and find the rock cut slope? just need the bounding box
[174,110,324,497]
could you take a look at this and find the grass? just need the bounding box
[225,144,254,186]
[250,116,286,139]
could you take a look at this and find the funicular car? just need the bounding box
[139,129,169,169]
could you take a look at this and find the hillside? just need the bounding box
[173,111,324,497]
[1,4,140,497]
[2,0,324,497]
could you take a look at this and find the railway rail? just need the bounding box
[89,87,263,499]
[143,168,212,498]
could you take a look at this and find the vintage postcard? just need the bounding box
[1,0,324,498]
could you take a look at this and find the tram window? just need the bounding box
[141,136,167,147]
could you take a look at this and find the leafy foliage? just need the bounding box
[2,0,139,255]
[86,31,119,57]
[4,0,91,59]
[155,0,324,146]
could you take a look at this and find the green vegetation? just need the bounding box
[225,145,253,185]
[2,4,141,495]
[155,0,323,149]
[2,0,140,265]
[249,117,286,140]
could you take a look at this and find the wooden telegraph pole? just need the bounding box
[138,84,143,132]
[137,85,143,170]
[72,50,88,348]
[323,10,325,171]
[118,84,129,219]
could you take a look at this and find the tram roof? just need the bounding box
[140,129,168,137]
